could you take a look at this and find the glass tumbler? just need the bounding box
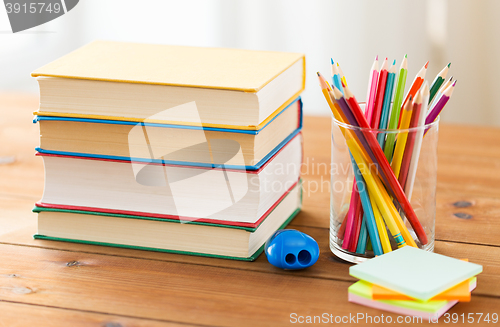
[329,116,439,263]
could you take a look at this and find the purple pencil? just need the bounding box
[426,80,456,125]
[329,86,378,165]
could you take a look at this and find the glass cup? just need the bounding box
[329,115,439,263]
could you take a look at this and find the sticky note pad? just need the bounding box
[372,277,476,302]
[348,279,477,320]
[349,246,482,301]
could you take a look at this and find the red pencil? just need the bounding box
[348,203,363,252]
[398,61,428,127]
[337,212,348,239]
[335,85,428,245]
[342,188,360,250]
[398,89,423,190]
[371,58,389,128]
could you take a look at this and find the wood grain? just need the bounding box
[0,301,184,327]
[2,213,499,298]
[0,243,499,327]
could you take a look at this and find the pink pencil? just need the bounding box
[345,56,379,253]
[371,58,389,128]
[364,56,379,121]
[342,187,360,250]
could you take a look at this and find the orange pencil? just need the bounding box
[398,61,428,127]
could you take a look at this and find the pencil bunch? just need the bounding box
[322,57,456,256]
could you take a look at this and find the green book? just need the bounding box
[34,183,302,261]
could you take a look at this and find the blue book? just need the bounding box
[35,97,302,171]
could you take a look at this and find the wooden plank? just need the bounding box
[0,301,183,326]
[1,192,500,278]
[0,195,38,237]
[438,123,500,160]
[0,243,498,327]
[2,219,499,298]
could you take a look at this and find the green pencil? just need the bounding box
[383,54,408,161]
[428,63,451,103]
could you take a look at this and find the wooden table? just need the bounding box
[1,93,499,326]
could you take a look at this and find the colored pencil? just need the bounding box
[370,58,389,128]
[405,83,430,200]
[425,80,456,134]
[337,211,348,239]
[346,138,408,248]
[398,61,428,127]
[317,72,375,251]
[319,71,423,248]
[334,85,427,245]
[347,181,362,246]
[331,59,344,93]
[356,214,368,254]
[429,63,451,104]
[364,56,379,120]
[384,55,408,160]
[337,62,347,87]
[370,165,418,248]
[317,73,372,165]
[398,90,424,191]
[343,184,361,250]
[349,200,363,252]
[377,60,397,147]
[370,195,392,253]
[318,72,375,252]
[350,154,383,255]
[350,56,380,252]
[429,76,453,110]
[391,97,414,179]
[347,189,362,252]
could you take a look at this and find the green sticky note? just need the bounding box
[349,246,482,301]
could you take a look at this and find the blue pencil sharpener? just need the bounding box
[265,229,320,270]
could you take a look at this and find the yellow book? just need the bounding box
[32,40,305,130]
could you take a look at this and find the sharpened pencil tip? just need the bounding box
[376,55,378,60]
[393,59,396,65]
[405,54,407,58]
[317,72,321,76]
[331,58,334,65]
[425,61,429,68]
[449,76,453,81]
[452,80,457,86]
[448,62,451,68]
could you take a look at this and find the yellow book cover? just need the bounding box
[32,40,305,92]
[32,40,305,130]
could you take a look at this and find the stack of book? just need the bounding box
[32,41,305,261]
[348,247,482,321]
